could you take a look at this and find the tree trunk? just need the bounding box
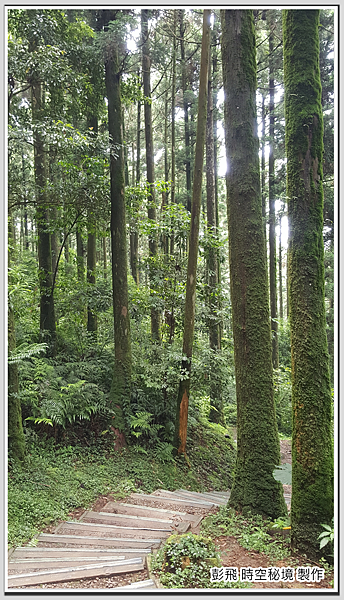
[279,210,283,319]
[129,72,141,286]
[180,10,192,212]
[32,79,56,343]
[76,229,85,282]
[268,16,279,369]
[174,10,211,455]
[206,40,223,425]
[221,9,285,519]
[103,236,107,279]
[87,228,97,333]
[283,8,333,558]
[8,215,25,462]
[170,12,177,255]
[261,95,267,244]
[141,9,160,341]
[104,10,132,439]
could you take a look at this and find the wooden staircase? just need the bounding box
[8,489,230,590]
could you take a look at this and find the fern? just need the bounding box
[8,343,48,364]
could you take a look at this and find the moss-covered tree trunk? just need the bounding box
[76,229,85,282]
[268,16,279,369]
[221,9,285,518]
[104,11,132,441]
[32,79,56,344]
[8,215,25,462]
[141,9,161,341]
[206,41,223,425]
[261,95,267,244]
[174,10,211,455]
[283,9,333,557]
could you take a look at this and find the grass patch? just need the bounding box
[201,506,291,563]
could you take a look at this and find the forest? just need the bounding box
[8,8,335,590]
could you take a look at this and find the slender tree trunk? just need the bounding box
[8,214,25,462]
[279,211,283,319]
[141,9,160,341]
[32,79,56,343]
[87,115,98,334]
[104,11,132,441]
[170,12,177,255]
[221,9,285,518]
[283,8,333,558]
[103,236,107,279]
[268,16,279,369]
[180,10,192,213]
[174,10,211,455]
[206,40,223,425]
[261,95,267,245]
[129,71,141,285]
[76,229,85,282]
[87,228,97,333]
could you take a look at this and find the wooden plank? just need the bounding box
[11,547,151,559]
[129,493,214,510]
[172,490,227,505]
[102,501,198,521]
[81,510,173,530]
[8,557,144,587]
[151,489,215,506]
[177,489,230,498]
[117,579,156,589]
[55,521,169,539]
[37,533,160,548]
[8,556,127,572]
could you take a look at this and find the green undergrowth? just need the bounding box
[151,533,252,589]
[201,506,291,562]
[8,422,235,548]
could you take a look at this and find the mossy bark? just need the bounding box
[283,9,333,558]
[105,15,132,437]
[221,9,286,519]
[141,9,161,341]
[180,9,192,213]
[32,79,56,344]
[174,10,211,455]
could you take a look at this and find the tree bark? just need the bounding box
[32,79,56,343]
[268,15,279,369]
[87,114,98,334]
[141,9,161,341]
[221,9,285,518]
[104,10,132,438]
[76,229,85,282]
[174,10,211,455]
[206,39,223,425]
[283,8,333,558]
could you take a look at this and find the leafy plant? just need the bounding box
[318,518,334,553]
[129,411,163,443]
[273,462,292,485]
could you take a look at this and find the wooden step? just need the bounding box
[8,557,144,588]
[55,521,169,539]
[102,501,199,521]
[8,555,127,572]
[172,490,227,505]
[10,547,152,559]
[152,489,215,506]
[80,510,173,530]
[177,489,230,501]
[129,493,214,510]
[37,533,160,548]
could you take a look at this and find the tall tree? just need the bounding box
[283,9,333,557]
[179,10,192,213]
[268,12,279,369]
[104,10,132,442]
[221,9,286,518]
[141,9,161,341]
[8,214,25,462]
[206,34,223,425]
[174,9,211,455]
